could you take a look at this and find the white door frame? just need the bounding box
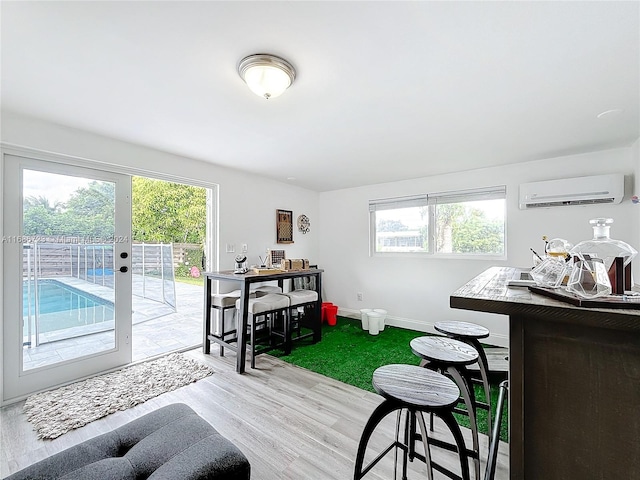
[2,153,132,403]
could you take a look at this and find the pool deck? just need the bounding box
[22,276,204,370]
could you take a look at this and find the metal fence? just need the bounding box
[22,243,177,346]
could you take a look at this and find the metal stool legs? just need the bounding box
[484,380,508,480]
[421,361,480,480]
[459,336,492,435]
[354,400,470,480]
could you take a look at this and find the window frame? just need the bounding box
[369,186,507,259]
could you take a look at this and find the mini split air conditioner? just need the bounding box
[519,174,624,209]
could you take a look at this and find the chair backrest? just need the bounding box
[485,380,508,480]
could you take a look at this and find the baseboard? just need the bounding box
[337,307,509,348]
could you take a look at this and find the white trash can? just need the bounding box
[359,308,373,330]
[373,309,387,331]
[367,312,383,335]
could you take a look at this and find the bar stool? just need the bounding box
[209,290,245,356]
[282,289,318,352]
[353,364,470,480]
[434,321,492,434]
[410,336,481,480]
[236,293,290,368]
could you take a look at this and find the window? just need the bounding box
[369,186,506,256]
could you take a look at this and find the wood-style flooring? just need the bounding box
[1,347,509,479]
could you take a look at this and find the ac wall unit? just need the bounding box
[519,174,624,209]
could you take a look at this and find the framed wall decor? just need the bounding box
[276,209,294,244]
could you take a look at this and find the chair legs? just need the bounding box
[484,380,508,480]
[247,309,288,368]
[353,400,470,480]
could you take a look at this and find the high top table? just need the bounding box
[450,266,640,480]
[203,268,323,373]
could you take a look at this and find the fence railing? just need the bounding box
[22,242,177,346]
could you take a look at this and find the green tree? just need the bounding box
[61,181,115,238]
[452,209,504,254]
[436,203,465,253]
[132,177,206,243]
[23,196,59,235]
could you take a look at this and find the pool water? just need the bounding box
[23,280,115,334]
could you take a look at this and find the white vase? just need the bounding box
[373,309,387,331]
[359,308,373,330]
[367,312,382,335]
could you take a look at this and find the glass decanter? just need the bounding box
[545,238,572,260]
[568,218,637,295]
[530,256,568,288]
[531,238,572,288]
[569,218,637,270]
[566,255,611,298]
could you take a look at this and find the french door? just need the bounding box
[3,154,132,403]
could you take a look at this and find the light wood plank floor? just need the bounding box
[1,347,509,479]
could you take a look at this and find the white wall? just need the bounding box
[0,111,320,403]
[1,112,320,272]
[318,147,636,347]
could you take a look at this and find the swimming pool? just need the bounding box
[23,280,115,334]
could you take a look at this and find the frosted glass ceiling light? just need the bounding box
[238,54,296,99]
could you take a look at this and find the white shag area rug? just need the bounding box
[23,352,214,440]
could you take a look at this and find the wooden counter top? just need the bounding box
[450,266,640,332]
[450,266,640,480]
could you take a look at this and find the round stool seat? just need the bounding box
[411,336,479,366]
[372,364,460,410]
[434,321,489,339]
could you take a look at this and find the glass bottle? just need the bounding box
[569,218,637,270]
[566,255,611,298]
[568,218,637,295]
[545,238,572,260]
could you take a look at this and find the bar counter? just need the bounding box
[450,266,640,480]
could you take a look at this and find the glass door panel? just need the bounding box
[3,155,132,402]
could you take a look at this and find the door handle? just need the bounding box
[119,266,128,273]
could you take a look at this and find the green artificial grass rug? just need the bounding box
[271,316,509,442]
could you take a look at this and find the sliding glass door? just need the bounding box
[3,155,132,402]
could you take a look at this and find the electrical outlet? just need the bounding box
[241,243,248,253]
[226,243,235,253]
[357,292,363,301]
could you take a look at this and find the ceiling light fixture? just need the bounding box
[238,54,296,100]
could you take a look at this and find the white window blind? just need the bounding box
[428,186,507,205]
[368,194,429,211]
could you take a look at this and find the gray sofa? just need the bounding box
[5,403,250,480]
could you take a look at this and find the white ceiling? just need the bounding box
[1,1,639,192]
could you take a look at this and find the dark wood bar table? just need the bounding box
[203,268,323,374]
[450,266,640,480]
